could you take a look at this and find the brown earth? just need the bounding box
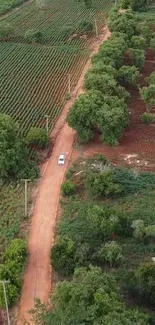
[17,28,111,325]
[71,49,155,171]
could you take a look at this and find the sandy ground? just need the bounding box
[17,28,111,325]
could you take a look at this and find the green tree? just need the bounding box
[146,71,155,85]
[131,35,146,49]
[51,237,76,276]
[25,29,42,43]
[61,181,76,197]
[0,23,14,40]
[84,72,117,94]
[140,85,155,111]
[129,48,145,70]
[95,309,150,325]
[150,37,155,51]
[67,90,103,143]
[88,64,117,77]
[132,263,155,305]
[0,114,39,179]
[131,219,146,241]
[99,241,123,267]
[77,21,93,33]
[108,12,136,38]
[26,127,49,149]
[117,65,140,85]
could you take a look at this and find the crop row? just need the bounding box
[0,42,90,133]
[3,0,112,45]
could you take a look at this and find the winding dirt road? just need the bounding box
[17,28,111,325]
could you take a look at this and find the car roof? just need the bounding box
[59,154,65,159]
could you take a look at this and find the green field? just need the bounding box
[0,0,112,134]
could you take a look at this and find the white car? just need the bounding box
[58,154,65,165]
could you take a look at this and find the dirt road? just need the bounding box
[17,28,111,325]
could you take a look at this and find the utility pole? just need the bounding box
[0,280,10,325]
[44,114,50,135]
[94,19,98,38]
[21,179,31,217]
[68,74,71,94]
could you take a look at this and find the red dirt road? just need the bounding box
[17,28,111,325]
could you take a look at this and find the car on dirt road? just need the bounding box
[58,154,65,165]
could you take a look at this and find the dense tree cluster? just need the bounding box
[67,6,153,145]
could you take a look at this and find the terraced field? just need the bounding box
[0,0,112,134]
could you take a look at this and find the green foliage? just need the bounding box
[99,241,123,267]
[0,239,27,307]
[131,219,146,241]
[141,112,154,123]
[0,0,25,15]
[140,85,155,110]
[131,0,153,11]
[131,35,146,49]
[26,127,49,149]
[25,29,42,43]
[61,181,76,197]
[128,263,155,305]
[0,114,39,179]
[85,170,122,197]
[51,237,76,276]
[0,23,14,40]
[77,20,93,33]
[88,64,117,77]
[84,72,117,94]
[146,72,155,85]
[117,65,140,85]
[129,48,145,70]
[108,11,136,38]
[139,24,153,46]
[3,239,27,264]
[150,37,155,51]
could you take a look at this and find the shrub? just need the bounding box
[4,239,27,264]
[77,20,93,33]
[26,127,49,149]
[25,29,42,43]
[140,85,155,111]
[141,112,154,124]
[131,219,146,241]
[0,283,19,308]
[146,72,155,85]
[51,237,76,275]
[99,241,123,267]
[61,181,76,197]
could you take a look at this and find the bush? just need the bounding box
[146,72,155,85]
[141,112,154,124]
[140,85,155,111]
[0,283,19,308]
[77,20,93,33]
[99,241,123,267]
[4,239,27,264]
[61,181,76,197]
[25,29,42,43]
[26,127,49,149]
[51,237,76,275]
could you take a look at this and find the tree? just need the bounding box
[95,310,150,325]
[131,35,146,49]
[84,72,117,94]
[88,64,117,77]
[131,219,146,241]
[146,71,155,85]
[117,65,140,85]
[61,181,76,197]
[150,37,155,51]
[140,85,155,111]
[0,23,14,41]
[77,21,93,33]
[67,90,103,143]
[99,241,123,267]
[0,114,39,179]
[25,29,42,43]
[85,170,122,197]
[51,237,76,276]
[108,12,136,39]
[129,48,145,70]
[26,127,49,149]
[133,263,155,305]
